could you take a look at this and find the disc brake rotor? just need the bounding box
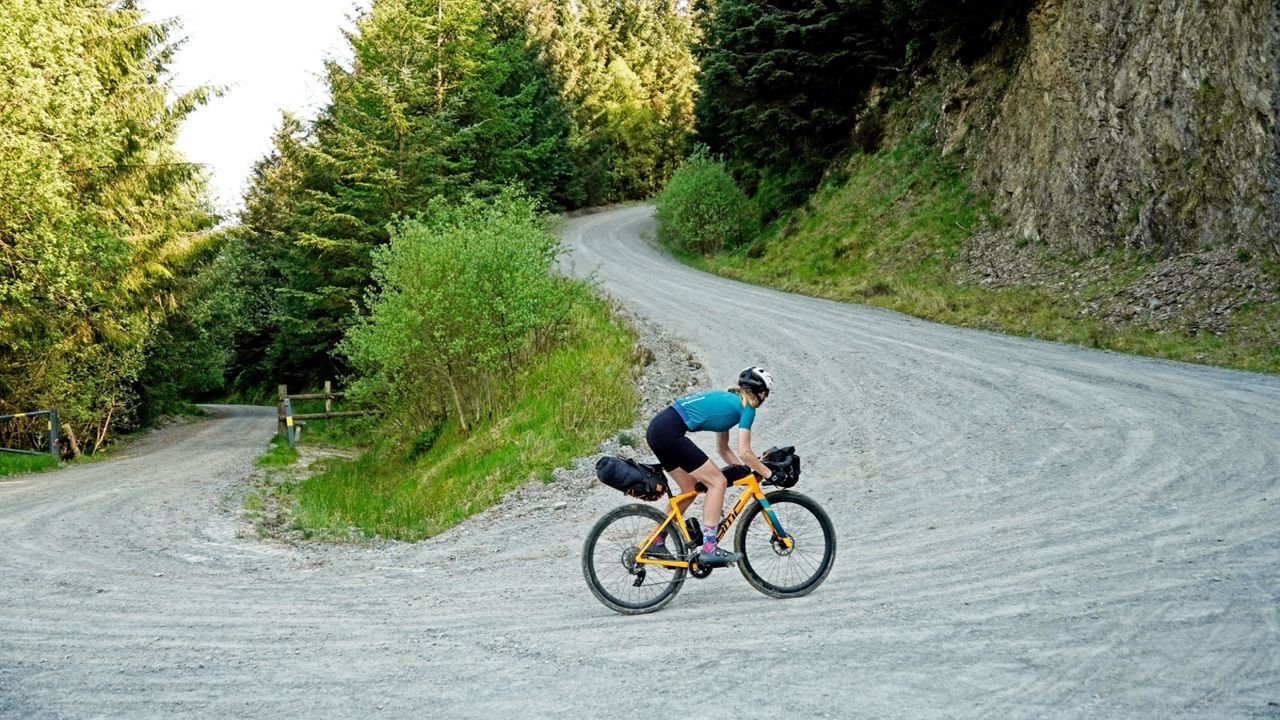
[771,536,794,556]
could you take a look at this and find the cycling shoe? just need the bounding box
[695,546,742,566]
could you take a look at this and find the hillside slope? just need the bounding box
[695,0,1280,371]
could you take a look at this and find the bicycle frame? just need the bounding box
[634,471,794,568]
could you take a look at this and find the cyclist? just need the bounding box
[645,367,777,566]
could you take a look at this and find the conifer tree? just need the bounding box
[694,0,888,212]
[520,0,699,203]
[238,0,582,387]
[0,0,216,450]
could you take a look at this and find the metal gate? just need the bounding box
[0,409,60,459]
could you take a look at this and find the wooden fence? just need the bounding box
[276,382,376,446]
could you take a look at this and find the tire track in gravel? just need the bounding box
[559,205,1280,718]
[1,204,1277,719]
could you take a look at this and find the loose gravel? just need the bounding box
[1,205,1278,719]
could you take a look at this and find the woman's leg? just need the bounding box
[666,460,741,563]
[667,467,697,514]
[686,460,739,563]
[648,407,703,518]
[686,459,730,530]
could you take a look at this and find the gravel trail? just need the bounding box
[3,204,1278,719]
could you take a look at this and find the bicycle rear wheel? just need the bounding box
[582,504,686,614]
[734,490,836,598]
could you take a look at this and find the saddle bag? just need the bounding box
[595,456,668,501]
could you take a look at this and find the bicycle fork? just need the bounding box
[756,494,794,550]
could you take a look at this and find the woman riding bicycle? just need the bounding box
[645,367,778,566]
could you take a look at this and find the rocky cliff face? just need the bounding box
[968,0,1279,257]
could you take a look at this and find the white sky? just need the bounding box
[142,1,370,215]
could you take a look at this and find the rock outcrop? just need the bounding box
[969,0,1279,257]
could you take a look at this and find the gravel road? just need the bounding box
[3,204,1279,719]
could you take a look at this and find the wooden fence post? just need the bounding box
[277,384,288,437]
[269,381,373,427]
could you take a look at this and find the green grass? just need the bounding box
[256,435,299,468]
[685,132,1280,374]
[277,296,638,541]
[0,424,160,477]
[0,453,59,477]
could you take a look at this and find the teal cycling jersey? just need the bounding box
[671,390,755,432]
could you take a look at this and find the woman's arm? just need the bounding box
[715,431,742,466]
[737,428,773,479]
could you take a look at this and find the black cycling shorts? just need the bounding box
[646,405,709,473]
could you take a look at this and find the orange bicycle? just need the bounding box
[582,448,835,614]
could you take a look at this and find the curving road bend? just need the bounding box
[1,205,1277,719]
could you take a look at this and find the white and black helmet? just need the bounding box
[738,366,774,395]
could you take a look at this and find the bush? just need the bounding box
[751,164,821,224]
[654,149,757,254]
[406,424,442,460]
[338,190,586,434]
[290,296,638,541]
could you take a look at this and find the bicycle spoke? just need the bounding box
[583,505,686,613]
[735,492,835,597]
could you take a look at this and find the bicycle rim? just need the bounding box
[735,491,836,598]
[582,504,686,614]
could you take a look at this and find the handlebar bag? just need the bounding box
[762,446,801,487]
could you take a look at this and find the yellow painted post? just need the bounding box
[324,380,332,418]
[283,398,296,447]
[47,409,59,459]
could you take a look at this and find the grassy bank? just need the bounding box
[255,436,299,468]
[255,297,637,541]
[683,133,1280,373]
[0,453,59,478]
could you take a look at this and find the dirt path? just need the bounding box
[2,205,1278,719]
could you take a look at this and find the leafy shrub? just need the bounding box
[654,149,757,254]
[752,164,821,224]
[406,424,442,460]
[338,190,586,434]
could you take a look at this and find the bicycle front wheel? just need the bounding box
[734,490,836,598]
[582,504,687,615]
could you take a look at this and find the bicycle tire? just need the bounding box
[582,503,687,614]
[734,490,836,598]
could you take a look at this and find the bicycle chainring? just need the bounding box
[688,559,713,579]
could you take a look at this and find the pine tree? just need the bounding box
[694,0,889,212]
[225,115,311,389]
[0,0,216,451]
[520,0,699,202]
[237,0,583,388]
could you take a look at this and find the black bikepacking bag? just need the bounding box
[595,456,667,501]
[762,446,801,487]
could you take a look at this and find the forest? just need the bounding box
[2,0,703,456]
[4,0,1275,467]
